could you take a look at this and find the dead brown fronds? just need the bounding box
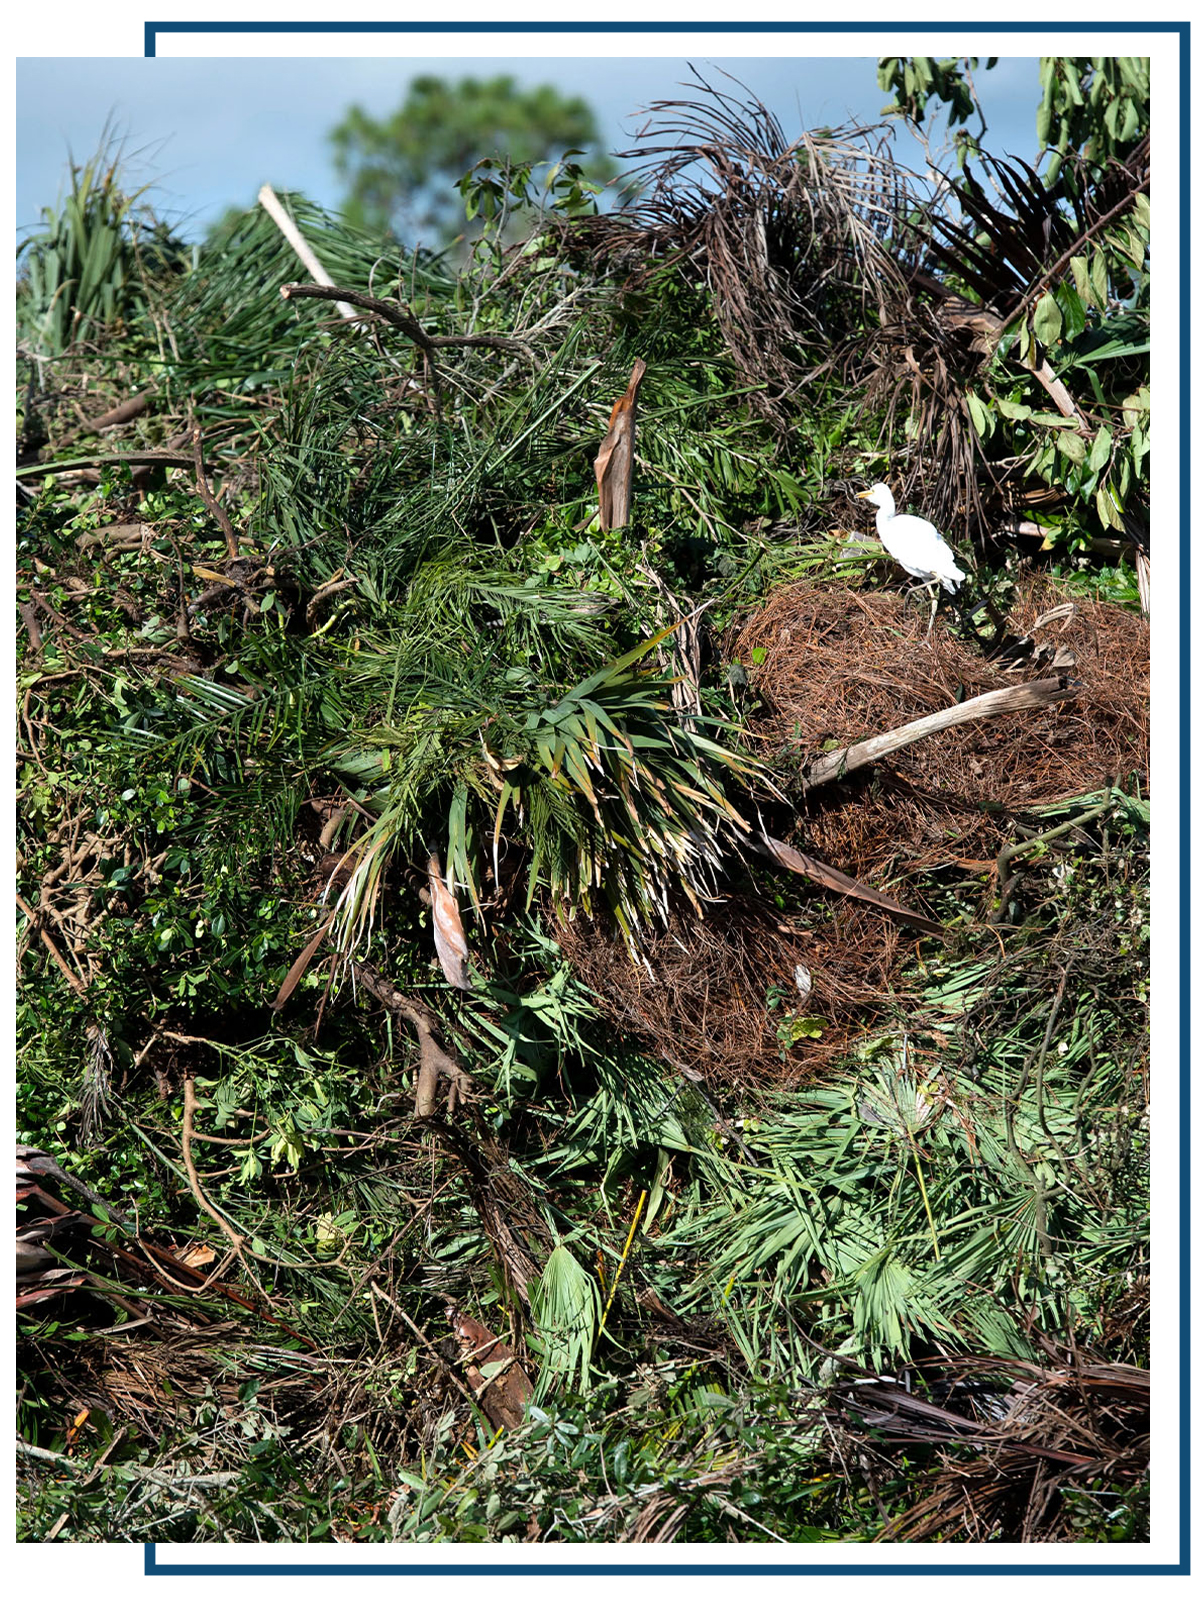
[563,70,915,428]
[730,576,1147,883]
[833,1349,1149,1542]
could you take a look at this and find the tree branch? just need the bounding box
[281,282,538,361]
[802,676,1076,789]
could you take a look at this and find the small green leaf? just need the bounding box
[1056,283,1088,341]
[1057,430,1087,465]
[995,396,1033,422]
[1096,487,1125,532]
[1070,255,1093,307]
[1090,253,1108,311]
[1088,425,1113,473]
[1033,292,1063,348]
[965,391,992,438]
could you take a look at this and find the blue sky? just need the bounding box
[17,55,1046,242]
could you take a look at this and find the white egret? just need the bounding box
[856,483,967,636]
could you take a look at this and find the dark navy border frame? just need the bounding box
[137,17,1189,1577]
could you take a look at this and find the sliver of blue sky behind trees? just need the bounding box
[16,54,1046,246]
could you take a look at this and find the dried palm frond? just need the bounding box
[835,1350,1150,1542]
[565,69,916,425]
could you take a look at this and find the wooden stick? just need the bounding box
[258,184,356,319]
[280,281,536,362]
[15,891,87,995]
[181,1078,245,1252]
[189,420,240,561]
[56,392,151,449]
[802,676,1075,789]
[17,1438,242,1491]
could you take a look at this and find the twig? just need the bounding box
[259,184,356,319]
[180,1078,275,1299]
[18,602,43,652]
[281,283,538,361]
[991,791,1113,924]
[189,416,240,561]
[181,1079,246,1251]
[55,392,151,449]
[368,1283,479,1410]
[350,959,476,1116]
[15,890,87,995]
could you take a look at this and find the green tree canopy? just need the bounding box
[329,73,618,245]
[878,55,1149,182]
[1035,57,1150,182]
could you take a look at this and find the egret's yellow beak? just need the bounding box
[855,490,873,499]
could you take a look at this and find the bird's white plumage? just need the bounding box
[857,483,967,593]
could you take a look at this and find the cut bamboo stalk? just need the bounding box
[803,676,1076,790]
[258,183,356,320]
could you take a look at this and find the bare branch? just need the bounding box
[802,676,1076,789]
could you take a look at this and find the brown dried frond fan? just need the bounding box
[563,69,916,426]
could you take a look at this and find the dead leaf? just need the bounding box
[429,853,471,991]
[175,1243,217,1269]
[449,1308,533,1431]
[749,830,945,937]
[271,915,335,1011]
[594,358,647,531]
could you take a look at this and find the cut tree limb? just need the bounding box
[802,676,1076,790]
[15,890,88,994]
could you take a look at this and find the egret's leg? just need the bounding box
[925,583,940,640]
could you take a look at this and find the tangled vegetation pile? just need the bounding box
[734,575,1148,882]
[17,66,1151,1547]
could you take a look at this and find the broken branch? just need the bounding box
[351,959,475,1116]
[802,676,1076,789]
